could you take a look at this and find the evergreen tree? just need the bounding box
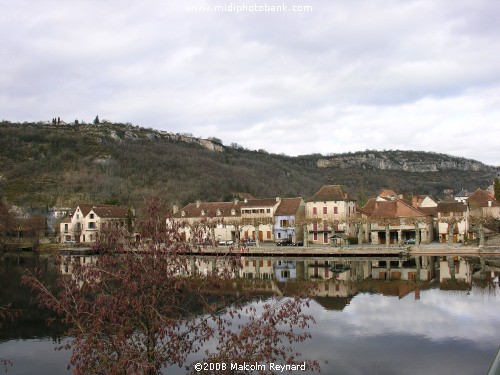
[94,115,100,124]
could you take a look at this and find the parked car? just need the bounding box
[244,240,256,246]
[404,238,416,245]
[218,240,234,246]
[276,239,293,246]
[292,241,303,246]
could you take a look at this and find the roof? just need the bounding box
[241,198,281,208]
[76,204,94,216]
[454,189,469,198]
[91,205,130,218]
[306,185,351,202]
[467,188,499,209]
[361,198,377,216]
[61,216,71,223]
[418,206,438,217]
[437,202,467,213]
[173,201,242,219]
[274,197,304,216]
[75,204,130,218]
[378,189,398,198]
[367,197,429,219]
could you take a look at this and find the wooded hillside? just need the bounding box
[0,121,496,209]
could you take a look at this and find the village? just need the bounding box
[58,181,500,253]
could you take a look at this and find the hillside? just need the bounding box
[0,120,497,209]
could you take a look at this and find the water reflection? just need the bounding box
[1,253,500,375]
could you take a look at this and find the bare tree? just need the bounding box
[23,200,320,374]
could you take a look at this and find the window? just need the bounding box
[266,231,271,239]
[90,213,94,219]
[64,224,68,232]
[266,209,271,213]
[313,207,317,215]
[313,223,318,231]
[216,209,221,216]
[323,206,327,214]
[313,232,318,241]
[323,232,328,243]
[88,222,95,229]
[334,207,338,214]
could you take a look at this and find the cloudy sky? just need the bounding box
[1,0,499,165]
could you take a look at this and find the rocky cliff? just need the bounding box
[316,150,493,172]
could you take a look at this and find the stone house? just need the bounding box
[436,201,469,243]
[305,185,356,246]
[273,197,305,243]
[361,193,433,245]
[60,204,132,244]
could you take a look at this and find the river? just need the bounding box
[1,253,499,374]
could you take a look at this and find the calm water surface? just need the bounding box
[1,254,499,374]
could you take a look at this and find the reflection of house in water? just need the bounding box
[439,256,472,290]
[314,296,351,311]
[60,255,98,275]
[371,256,438,282]
[274,260,296,282]
[240,258,274,280]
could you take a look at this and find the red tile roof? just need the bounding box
[378,189,398,198]
[366,198,428,219]
[76,204,130,218]
[91,205,130,218]
[173,201,242,219]
[468,188,499,208]
[61,216,71,223]
[241,198,281,208]
[437,202,467,213]
[306,185,351,202]
[275,197,304,216]
[361,198,377,216]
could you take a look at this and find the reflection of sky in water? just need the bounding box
[3,284,500,374]
[311,287,500,348]
[301,286,500,375]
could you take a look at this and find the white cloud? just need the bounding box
[1,0,499,164]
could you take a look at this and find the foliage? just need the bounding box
[0,201,15,250]
[22,200,319,374]
[0,121,495,210]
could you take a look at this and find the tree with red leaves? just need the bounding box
[23,200,319,374]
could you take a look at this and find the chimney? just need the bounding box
[172,205,178,214]
[244,198,248,203]
[196,200,201,208]
[412,196,418,208]
[234,198,239,205]
[276,196,281,202]
[344,192,348,200]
